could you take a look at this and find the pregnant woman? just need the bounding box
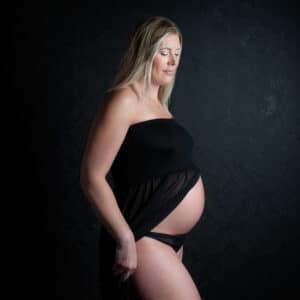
[80,16,206,300]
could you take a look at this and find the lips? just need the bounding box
[163,70,174,74]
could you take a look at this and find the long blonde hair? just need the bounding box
[106,16,183,110]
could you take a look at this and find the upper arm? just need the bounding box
[80,89,137,184]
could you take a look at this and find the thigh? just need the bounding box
[132,237,201,300]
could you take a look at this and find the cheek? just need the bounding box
[153,56,166,70]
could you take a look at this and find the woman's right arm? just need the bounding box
[80,89,136,246]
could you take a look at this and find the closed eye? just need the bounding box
[161,52,180,56]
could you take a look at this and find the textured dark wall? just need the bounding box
[11,1,299,299]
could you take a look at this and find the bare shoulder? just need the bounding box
[80,86,140,181]
[99,87,138,125]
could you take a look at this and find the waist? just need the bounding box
[112,159,200,189]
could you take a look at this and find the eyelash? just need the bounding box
[161,52,180,57]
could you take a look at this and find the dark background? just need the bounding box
[10,0,299,299]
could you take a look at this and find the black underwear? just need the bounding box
[143,231,187,252]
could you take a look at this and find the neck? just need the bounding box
[134,78,160,103]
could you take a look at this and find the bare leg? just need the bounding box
[133,237,201,300]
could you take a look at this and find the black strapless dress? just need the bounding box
[98,117,201,300]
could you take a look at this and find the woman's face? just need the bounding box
[151,33,181,86]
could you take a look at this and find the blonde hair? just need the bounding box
[106,16,183,110]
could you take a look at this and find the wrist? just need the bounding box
[116,230,135,246]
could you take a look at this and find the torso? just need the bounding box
[150,176,205,235]
[123,84,206,236]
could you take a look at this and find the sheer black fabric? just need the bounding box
[117,166,201,241]
[97,118,201,300]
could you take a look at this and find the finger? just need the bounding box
[113,269,124,277]
[112,263,123,273]
[113,266,127,277]
[121,271,131,282]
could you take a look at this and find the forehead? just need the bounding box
[160,34,181,49]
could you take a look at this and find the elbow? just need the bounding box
[79,164,92,192]
[79,168,106,192]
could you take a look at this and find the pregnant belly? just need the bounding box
[150,176,205,235]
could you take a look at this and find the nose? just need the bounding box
[168,54,176,65]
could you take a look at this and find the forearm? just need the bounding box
[80,176,134,245]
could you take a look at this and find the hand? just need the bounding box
[112,235,137,283]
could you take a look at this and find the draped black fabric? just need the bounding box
[98,118,201,299]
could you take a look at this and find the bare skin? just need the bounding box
[81,32,205,300]
[133,236,202,300]
[128,34,205,299]
[132,177,205,300]
[150,177,205,235]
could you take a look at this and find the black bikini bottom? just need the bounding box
[143,231,187,252]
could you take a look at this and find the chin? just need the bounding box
[158,81,170,87]
[160,77,173,84]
